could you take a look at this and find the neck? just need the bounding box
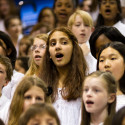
[56,22,67,28]
[0,90,1,97]
[91,107,108,125]
[10,36,18,47]
[117,88,123,95]
[104,19,116,26]
[57,66,69,88]
[117,82,123,95]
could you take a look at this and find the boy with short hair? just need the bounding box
[68,10,97,74]
[0,55,13,110]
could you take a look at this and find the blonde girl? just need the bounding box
[81,71,117,125]
[0,76,51,125]
[25,33,48,76]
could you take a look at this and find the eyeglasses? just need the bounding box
[101,0,117,5]
[31,44,46,51]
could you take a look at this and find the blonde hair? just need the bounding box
[68,9,93,28]
[25,33,48,76]
[8,76,51,125]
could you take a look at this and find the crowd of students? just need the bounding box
[0,0,125,125]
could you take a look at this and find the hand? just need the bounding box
[80,43,90,56]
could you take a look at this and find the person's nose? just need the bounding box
[55,42,61,51]
[104,59,111,69]
[30,98,36,104]
[81,24,85,31]
[86,89,92,97]
[60,4,66,11]
[35,46,40,52]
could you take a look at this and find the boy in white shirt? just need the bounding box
[0,55,13,110]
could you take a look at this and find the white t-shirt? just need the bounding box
[53,88,81,125]
[79,41,97,74]
[116,94,125,111]
[0,95,9,111]
[0,101,10,125]
[2,70,24,100]
[113,21,125,36]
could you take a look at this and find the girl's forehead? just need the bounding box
[50,31,69,39]
[84,76,107,88]
[0,62,6,69]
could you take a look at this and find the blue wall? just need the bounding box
[14,0,82,34]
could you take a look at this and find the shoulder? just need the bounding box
[113,21,125,36]
[116,95,125,111]
[13,70,24,78]
[0,101,11,125]
[0,95,9,110]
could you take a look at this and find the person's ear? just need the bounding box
[7,48,12,55]
[108,93,116,103]
[91,27,95,33]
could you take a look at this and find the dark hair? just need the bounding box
[112,106,125,125]
[97,42,125,94]
[30,22,50,34]
[40,27,87,102]
[0,0,19,19]
[0,31,17,69]
[19,103,60,125]
[38,7,55,22]
[89,26,125,59]
[53,0,79,9]
[81,71,117,125]
[0,119,4,125]
[4,15,21,30]
[96,0,122,28]
[16,56,29,72]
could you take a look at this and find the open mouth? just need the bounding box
[86,100,94,104]
[59,12,67,17]
[80,33,85,37]
[56,53,64,58]
[105,70,112,74]
[35,55,41,59]
[105,9,111,13]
